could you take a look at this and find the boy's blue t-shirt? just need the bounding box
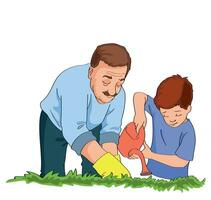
[145,96,196,179]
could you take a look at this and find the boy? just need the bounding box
[132,75,196,179]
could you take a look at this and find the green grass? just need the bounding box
[7,170,205,192]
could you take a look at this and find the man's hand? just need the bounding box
[81,141,131,178]
[93,153,131,178]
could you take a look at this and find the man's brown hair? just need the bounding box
[91,43,131,76]
[154,75,193,109]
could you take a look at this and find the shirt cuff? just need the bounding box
[71,131,96,155]
[175,150,194,161]
[99,132,119,145]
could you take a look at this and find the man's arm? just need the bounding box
[81,141,107,163]
[100,88,126,156]
[60,79,119,158]
[101,143,118,155]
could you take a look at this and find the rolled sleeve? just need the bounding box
[100,88,125,144]
[71,131,96,155]
[99,132,119,145]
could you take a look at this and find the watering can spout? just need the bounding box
[128,148,151,176]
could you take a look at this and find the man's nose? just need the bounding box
[108,88,116,96]
[108,83,118,96]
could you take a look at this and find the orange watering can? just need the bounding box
[118,122,151,176]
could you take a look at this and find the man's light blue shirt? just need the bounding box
[40,64,125,155]
[145,96,196,179]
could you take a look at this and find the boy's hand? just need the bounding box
[133,113,147,134]
[142,142,153,159]
[133,92,148,134]
[129,154,139,159]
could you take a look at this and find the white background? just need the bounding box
[0,0,211,199]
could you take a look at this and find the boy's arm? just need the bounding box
[149,128,195,167]
[151,154,189,167]
[142,143,189,167]
[133,92,148,133]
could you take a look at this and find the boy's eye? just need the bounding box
[163,115,169,118]
[176,114,182,117]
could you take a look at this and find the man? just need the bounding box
[39,43,131,178]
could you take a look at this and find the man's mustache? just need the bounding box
[103,91,117,97]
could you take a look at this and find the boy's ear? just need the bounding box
[187,105,192,113]
[88,67,94,79]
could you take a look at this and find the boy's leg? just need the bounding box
[39,111,68,177]
[81,124,102,177]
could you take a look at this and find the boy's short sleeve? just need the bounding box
[144,95,159,116]
[175,130,196,161]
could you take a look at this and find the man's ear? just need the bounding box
[88,67,94,79]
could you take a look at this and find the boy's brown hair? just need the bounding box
[154,75,193,110]
[91,43,131,76]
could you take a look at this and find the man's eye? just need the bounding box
[163,115,169,118]
[176,114,182,117]
[103,81,109,85]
